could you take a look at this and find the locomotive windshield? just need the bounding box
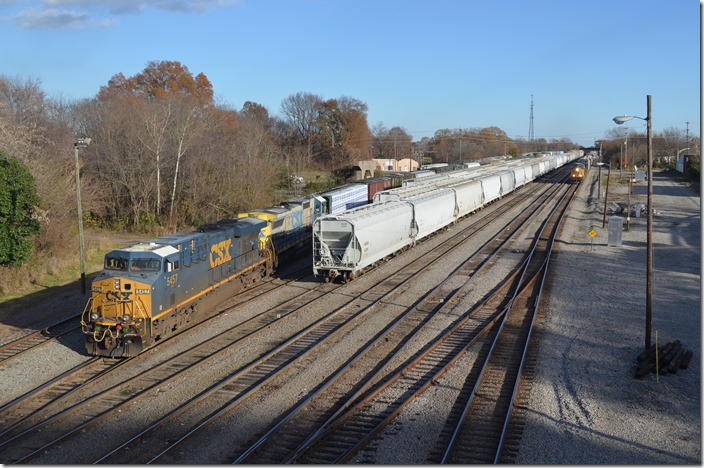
[105,255,128,271]
[130,258,161,272]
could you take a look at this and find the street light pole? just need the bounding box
[74,137,91,294]
[612,94,653,351]
[645,95,653,351]
[624,131,629,178]
[626,175,632,232]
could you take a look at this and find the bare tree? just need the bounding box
[280,92,322,164]
[135,97,172,215]
[168,98,205,220]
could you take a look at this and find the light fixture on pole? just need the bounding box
[74,137,91,294]
[613,95,653,351]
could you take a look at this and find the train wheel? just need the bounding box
[341,272,349,283]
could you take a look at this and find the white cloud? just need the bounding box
[14,7,93,28]
[8,0,239,28]
[43,0,239,14]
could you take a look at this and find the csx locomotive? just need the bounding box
[81,217,270,357]
[81,194,326,357]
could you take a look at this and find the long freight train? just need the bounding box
[80,175,403,357]
[82,150,582,356]
[312,152,581,282]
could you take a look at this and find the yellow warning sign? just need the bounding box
[589,229,597,238]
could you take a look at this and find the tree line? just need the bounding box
[598,126,700,173]
[2,59,697,287]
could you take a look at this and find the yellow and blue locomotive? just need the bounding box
[238,195,326,268]
[81,217,271,357]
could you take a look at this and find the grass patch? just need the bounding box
[0,229,147,306]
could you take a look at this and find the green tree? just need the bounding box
[0,152,40,265]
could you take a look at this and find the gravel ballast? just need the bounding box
[0,168,699,464]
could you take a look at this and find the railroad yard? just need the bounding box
[0,166,699,464]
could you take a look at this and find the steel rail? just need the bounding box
[111,173,565,464]
[232,172,571,464]
[0,267,316,463]
[440,182,577,464]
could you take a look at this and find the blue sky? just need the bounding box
[0,0,700,146]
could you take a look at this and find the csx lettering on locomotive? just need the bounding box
[106,291,132,302]
[210,238,233,268]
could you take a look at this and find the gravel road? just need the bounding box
[515,168,701,464]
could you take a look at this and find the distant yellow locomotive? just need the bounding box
[570,163,586,183]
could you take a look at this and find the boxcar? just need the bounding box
[355,177,390,202]
[323,184,369,214]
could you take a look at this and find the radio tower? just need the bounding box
[686,121,690,146]
[529,95,535,141]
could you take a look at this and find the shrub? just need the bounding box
[0,152,41,266]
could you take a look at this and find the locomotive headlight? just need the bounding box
[121,314,132,322]
[114,279,121,290]
[90,312,99,321]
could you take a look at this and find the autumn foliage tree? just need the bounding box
[91,61,217,226]
[98,60,213,104]
[0,74,76,261]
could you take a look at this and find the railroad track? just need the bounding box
[0,266,302,366]
[231,174,574,464]
[0,169,573,464]
[0,267,314,464]
[438,179,576,464]
[85,173,567,464]
[0,316,82,364]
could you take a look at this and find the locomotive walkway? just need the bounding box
[516,168,701,464]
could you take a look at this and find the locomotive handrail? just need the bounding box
[79,296,95,327]
[133,298,149,321]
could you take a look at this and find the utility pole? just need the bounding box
[528,95,534,142]
[459,129,462,162]
[74,137,92,294]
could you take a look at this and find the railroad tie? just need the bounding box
[635,340,693,379]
